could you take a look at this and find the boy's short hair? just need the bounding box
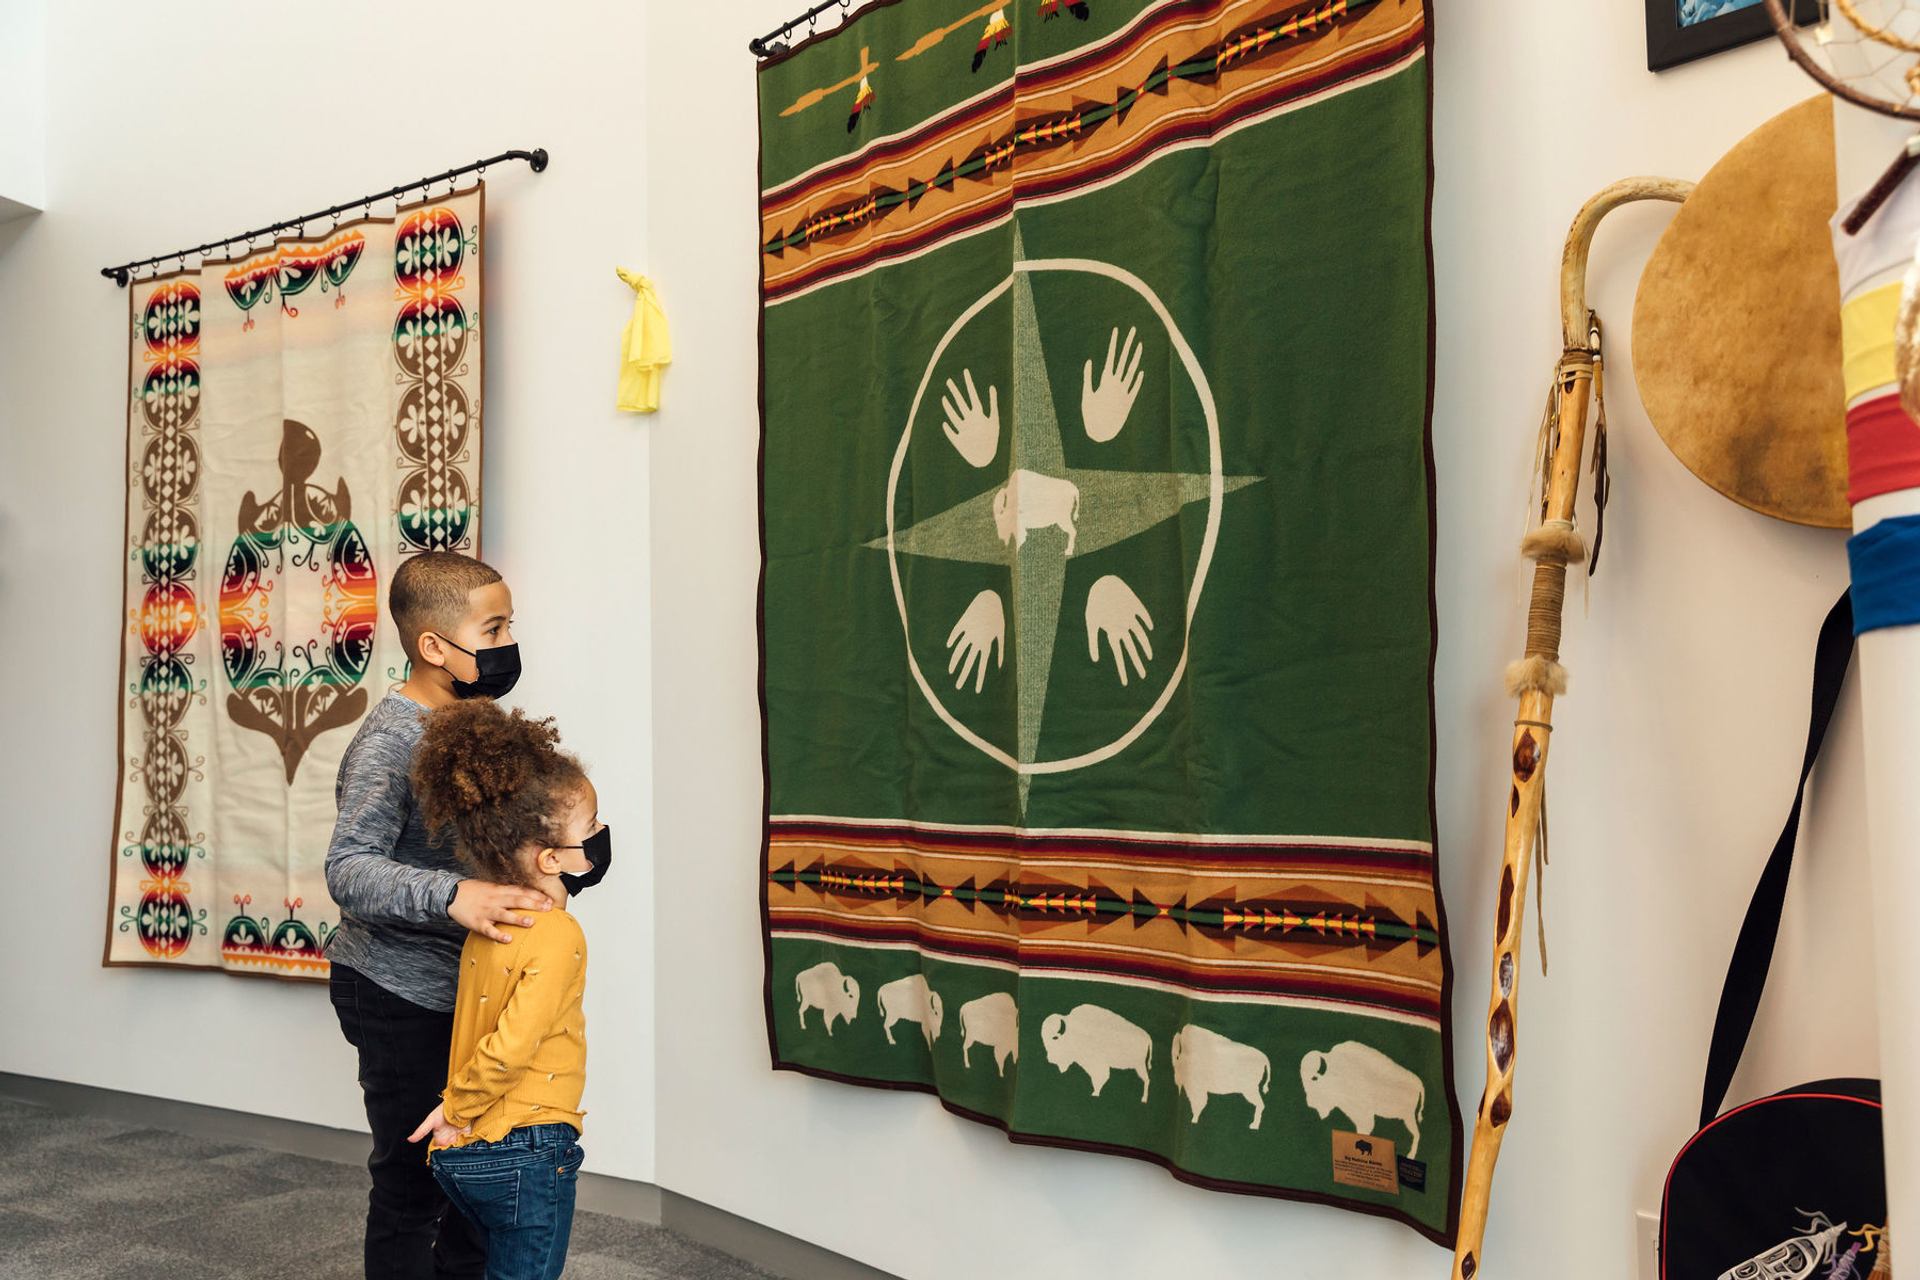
[390,552,503,665]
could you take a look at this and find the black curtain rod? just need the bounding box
[750,0,1379,58]
[750,0,850,57]
[99,147,551,288]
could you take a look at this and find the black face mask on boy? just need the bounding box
[432,635,522,700]
[554,825,612,897]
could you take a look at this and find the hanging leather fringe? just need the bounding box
[1534,788,1549,975]
[1587,316,1612,576]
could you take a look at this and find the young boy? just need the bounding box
[326,551,554,1280]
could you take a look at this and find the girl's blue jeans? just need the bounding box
[429,1123,584,1280]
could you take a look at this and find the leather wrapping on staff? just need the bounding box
[1524,561,1568,660]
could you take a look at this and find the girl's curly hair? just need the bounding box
[411,700,587,888]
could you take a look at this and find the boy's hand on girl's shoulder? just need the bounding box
[449,878,553,944]
[409,1103,470,1149]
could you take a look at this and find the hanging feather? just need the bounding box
[1587,316,1611,577]
[975,8,1012,69]
[981,9,1012,48]
[1532,362,1561,525]
[1896,226,1920,422]
[847,74,876,132]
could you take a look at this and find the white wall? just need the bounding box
[647,5,1879,1280]
[0,0,656,1184]
[0,0,46,217]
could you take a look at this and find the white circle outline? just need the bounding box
[885,256,1223,776]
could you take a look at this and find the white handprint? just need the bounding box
[946,590,1005,693]
[1082,326,1144,444]
[1085,574,1154,687]
[941,369,1001,469]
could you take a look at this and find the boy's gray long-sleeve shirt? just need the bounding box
[325,692,467,1011]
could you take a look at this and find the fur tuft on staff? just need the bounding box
[1503,655,1568,699]
[1520,519,1588,566]
[1452,176,1694,1280]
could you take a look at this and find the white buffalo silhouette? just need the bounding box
[794,962,860,1036]
[1172,1024,1272,1130]
[1041,1004,1152,1101]
[1300,1041,1426,1158]
[992,469,1080,555]
[959,992,1019,1076]
[877,974,945,1048]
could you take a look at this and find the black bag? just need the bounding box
[1659,592,1889,1279]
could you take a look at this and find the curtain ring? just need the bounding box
[810,11,817,32]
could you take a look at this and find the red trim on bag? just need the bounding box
[1659,1091,1882,1280]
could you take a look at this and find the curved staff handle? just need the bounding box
[1451,177,1693,1280]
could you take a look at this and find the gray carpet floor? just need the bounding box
[0,1097,779,1280]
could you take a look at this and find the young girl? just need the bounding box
[404,699,612,1280]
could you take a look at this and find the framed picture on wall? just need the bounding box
[1646,0,1819,71]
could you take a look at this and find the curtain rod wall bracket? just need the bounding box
[751,0,841,59]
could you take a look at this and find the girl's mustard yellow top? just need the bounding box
[433,906,588,1150]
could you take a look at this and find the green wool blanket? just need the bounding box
[757,0,1455,1243]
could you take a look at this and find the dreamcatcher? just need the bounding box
[1766,0,1920,126]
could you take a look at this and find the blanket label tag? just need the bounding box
[1330,1131,1400,1195]
[1397,1156,1427,1193]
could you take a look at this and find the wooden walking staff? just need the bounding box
[1451,176,1693,1280]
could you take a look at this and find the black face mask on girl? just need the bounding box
[433,636,522,700]
[555,825,612,896]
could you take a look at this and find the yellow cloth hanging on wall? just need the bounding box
[616,268,671,413]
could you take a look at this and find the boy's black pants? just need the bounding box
[330,962,487,1279]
